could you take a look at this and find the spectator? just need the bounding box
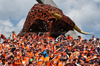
[12,31,16,40]
[78,36,84,41]
[66,35,73,40]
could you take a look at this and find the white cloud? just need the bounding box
[17,18,25,28]
[0,19,13,27]
[0,0,37,20]
[15,18,25,34]
[93,0,100,2]
[0,18,25,38]
[0,0,37,37]
[0,19,14,37]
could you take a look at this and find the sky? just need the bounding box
[0,0,100,39]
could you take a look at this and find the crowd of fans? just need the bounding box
[0,32,100,66]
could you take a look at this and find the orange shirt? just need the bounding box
[12,33,16,40]
[67,36,73,40]
[42,48,46,51]
[58,61,63,66]
[27,52,30,56]
[30,52,34,57]
[21,59,28,64]
[14,60,21,65]
[38,56,44,66]
[53,58,58,64]
[35,52,39,60]
[47,62,52,66]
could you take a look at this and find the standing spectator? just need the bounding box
[66,35,73,40]
[12,31,16,40]
[91,35,96,42]
[78,36,84,41]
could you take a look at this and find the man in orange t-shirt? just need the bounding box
[67,35,73,40]
[38,54,44,66]
[12,31,16,40]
